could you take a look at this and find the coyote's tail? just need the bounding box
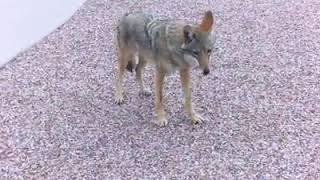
[116,18,135,73]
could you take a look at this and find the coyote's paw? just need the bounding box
[157,117,168,127]
[114,93,124,105]
[139,88,152,96]
[191,113,204,125]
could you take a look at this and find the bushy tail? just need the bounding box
[116,20,135,73]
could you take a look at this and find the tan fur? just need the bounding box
[199,11,214,32]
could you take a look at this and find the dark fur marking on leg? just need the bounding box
[126,60,135,72]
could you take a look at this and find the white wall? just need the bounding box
[0,0,86,66]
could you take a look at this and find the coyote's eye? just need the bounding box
[207,49,212,54]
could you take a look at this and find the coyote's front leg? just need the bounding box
[180,69,204,124]
[155,69,168,127]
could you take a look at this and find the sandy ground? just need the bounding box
[1,0,319,179]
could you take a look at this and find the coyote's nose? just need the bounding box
[203,68,210,75]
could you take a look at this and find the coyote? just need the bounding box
[114,10,216,127]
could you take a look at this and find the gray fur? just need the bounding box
[116,11,216,74]
[115,11,216,126]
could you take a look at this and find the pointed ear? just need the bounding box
[183,25,193,44]
[199,10,214,32]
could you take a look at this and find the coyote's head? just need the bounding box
[181,10,215,75]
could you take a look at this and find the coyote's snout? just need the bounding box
[114,10,216,127]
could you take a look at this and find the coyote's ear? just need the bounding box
[183,25,193,44]
[199,10,214,32]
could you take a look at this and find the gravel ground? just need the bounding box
[1,0,320,179]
